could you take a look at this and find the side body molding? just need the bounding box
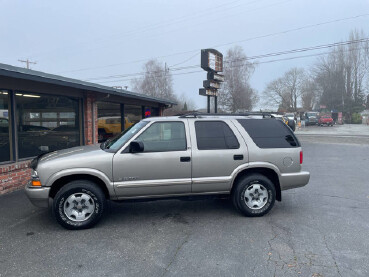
[45,168,116,199]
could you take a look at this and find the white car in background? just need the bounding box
[284,113,296,122]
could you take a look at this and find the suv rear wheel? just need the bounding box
[232,174,276,217]
[53,180,106,230]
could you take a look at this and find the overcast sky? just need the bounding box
[1,0,369,109]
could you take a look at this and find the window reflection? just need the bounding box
[97,102,121,143]
[0,90,10,162]
[125,105,142,124]
[16,92,80,158]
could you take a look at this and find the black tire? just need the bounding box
[53,180,106,230]
[232,174,276,217]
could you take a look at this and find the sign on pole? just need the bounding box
[201,49,223,72]
[199,49,224,113]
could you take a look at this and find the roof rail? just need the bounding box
[178,112,274,118]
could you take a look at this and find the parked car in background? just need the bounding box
[284,113,295,121]
[98,116,134,142]
[318,115,334,126]
[272,114,296,131]
[305,112,319,126]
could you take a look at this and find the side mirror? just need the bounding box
[129,140,144,153]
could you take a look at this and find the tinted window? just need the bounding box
[137,122,186,152]
[195,121,239,150]
[237,119,300,148]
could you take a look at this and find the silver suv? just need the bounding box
[25,114,310,229]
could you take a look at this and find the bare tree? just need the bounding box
[300,75,317,111]
[264,68,305,112]
[132,59,176,101]
[314,30,369,115]
[218,46,257,112]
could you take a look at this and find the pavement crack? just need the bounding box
[161,233,190,276]
[310,193,369,204]
[322,234,343,277]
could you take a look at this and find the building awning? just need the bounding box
[0,63,176,106]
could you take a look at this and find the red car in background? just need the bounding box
[318,115,334,126]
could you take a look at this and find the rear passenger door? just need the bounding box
[189,120,248,193]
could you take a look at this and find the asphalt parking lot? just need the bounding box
[1,135,369,276]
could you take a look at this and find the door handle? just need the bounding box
[233,154,244,160]
[180,156,191,162]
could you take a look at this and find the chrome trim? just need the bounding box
[115,178,192,188]
[116,191,230,200]
[192,176,231,185]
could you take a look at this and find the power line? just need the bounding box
[95,44,368,84]
[169,52,200,68]
[57,12,369,75]
[83,38,369,82]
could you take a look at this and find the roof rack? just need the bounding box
[178,112,274,118]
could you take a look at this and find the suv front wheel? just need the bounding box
[232,174,276,217]
[53,180,106,230]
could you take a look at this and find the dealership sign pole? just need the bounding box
[200,49,224,113]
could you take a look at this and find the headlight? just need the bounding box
[31,170,42,187]
[31,170,38,178]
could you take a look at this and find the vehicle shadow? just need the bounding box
[103,198,240,226]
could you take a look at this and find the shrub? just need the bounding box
[351,113,362,124]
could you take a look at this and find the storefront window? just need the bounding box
[0,90,10,162]
[125,105,142,124]
[16,92,80,158]
[97,102,121,143]
[151,107,160,117]
[143,107,160,118]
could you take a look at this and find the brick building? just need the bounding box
[0,63,175,194]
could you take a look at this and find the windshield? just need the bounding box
[307,112,317,116]
[102,121,149,151]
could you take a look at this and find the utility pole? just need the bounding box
[18,59,37,69]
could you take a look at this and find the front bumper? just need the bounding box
[25,183,50,208]
[280,171,310,191]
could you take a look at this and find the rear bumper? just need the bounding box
[280,171,310,191]
[24,183,50,208]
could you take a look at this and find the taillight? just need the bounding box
[300,151,303,164]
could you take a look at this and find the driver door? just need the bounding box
[113,120,192,198]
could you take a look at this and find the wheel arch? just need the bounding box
[231,167,281,201]
[49,174,111,200]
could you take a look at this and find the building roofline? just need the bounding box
[0,63,177,106]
